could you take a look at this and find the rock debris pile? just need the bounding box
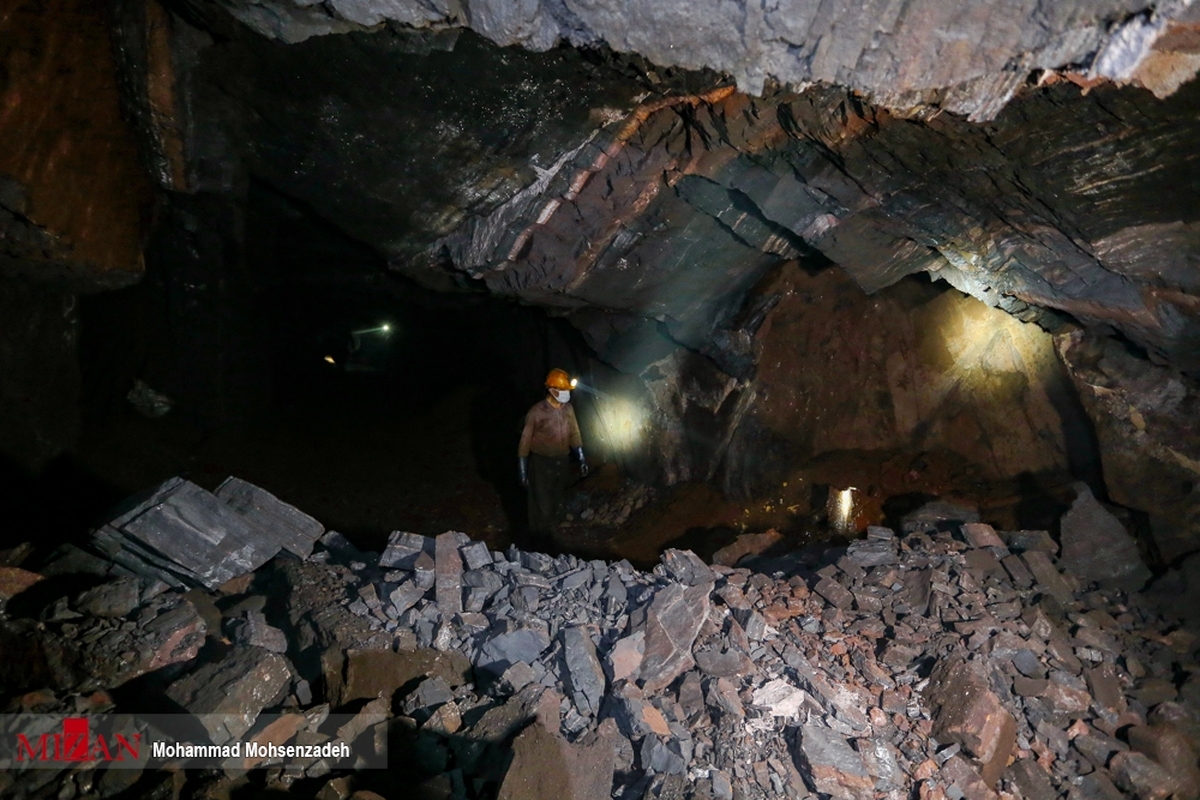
[1,477,1199,800]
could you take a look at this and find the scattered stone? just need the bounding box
[402,675,454,716]
[659,549,713,586]
[380,532,433,569]
[324,647,470,707]
[792,724,874,800]
[752,678,806,719]
[961,522,1007,551]
[227,610,289,653]
[165,646,292,743]
[1021,550,1075,605]
[73,577,141,617]
[606,631,644,684]
[478,626,551,675]
[460,541,492,570]
[562,626,606,717]
[815,576,854,609]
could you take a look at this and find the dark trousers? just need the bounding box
[527,453,569,535]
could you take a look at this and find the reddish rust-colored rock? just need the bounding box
[1127,723,1200,800]
[940,755,999,800]
[792,724,875,800]
[497,718,616,800]
[324,647,471,708]
[926,658,1017,787]
[0,566,43,600]
[1110,750,1184,800]
[710,529,783,567]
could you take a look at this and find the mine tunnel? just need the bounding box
[3,0,1200,798]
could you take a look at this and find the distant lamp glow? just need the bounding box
[829,487,858,534]
[324,355,337,365]
[351,323,393,336]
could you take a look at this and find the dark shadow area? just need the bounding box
[62,182,598,554]
[0,452,128,553]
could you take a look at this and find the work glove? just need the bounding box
[518,457,529,488]
[571,446,589,478]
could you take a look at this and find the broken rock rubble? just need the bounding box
[1,477,1196,800]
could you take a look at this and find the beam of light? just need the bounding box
[569,379,614,401]
[351,323,392,336]
[324,355,336,365]
[830,487,857,534]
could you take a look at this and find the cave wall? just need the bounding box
[1058,331,1200,564]
[0,282,80,474]
[0,0,152,287]
[724,266,1088,491]
[0,0,161,473]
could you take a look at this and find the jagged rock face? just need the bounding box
[0,0,152,287]
[185,27,645,265]
[1057,331,1200,563]
[173,22,1200,378]
[212,0,1200,120]
[720,266,1089,495]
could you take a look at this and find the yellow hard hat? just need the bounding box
[545,368,572,390]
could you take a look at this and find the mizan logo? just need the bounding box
[15,718,141,763]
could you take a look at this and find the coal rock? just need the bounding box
[91,477,281,589]
[74,577,140,618]
[478,626,551,675]
[165,646,292,743]
[1061,483,1151,592]
[561,626,606,717]
[215,477,324,558]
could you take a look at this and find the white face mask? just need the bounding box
[554,390,571,403]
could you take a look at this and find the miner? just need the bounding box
[518,368,588,539]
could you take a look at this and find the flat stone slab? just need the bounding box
[633,582,711,693]
[92,477,281,589]
[215,477,324,558]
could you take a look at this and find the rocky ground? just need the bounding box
[1,477,1199,800]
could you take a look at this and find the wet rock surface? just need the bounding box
[2,477,1200,799]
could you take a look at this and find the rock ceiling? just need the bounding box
[158,2,1200,378]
